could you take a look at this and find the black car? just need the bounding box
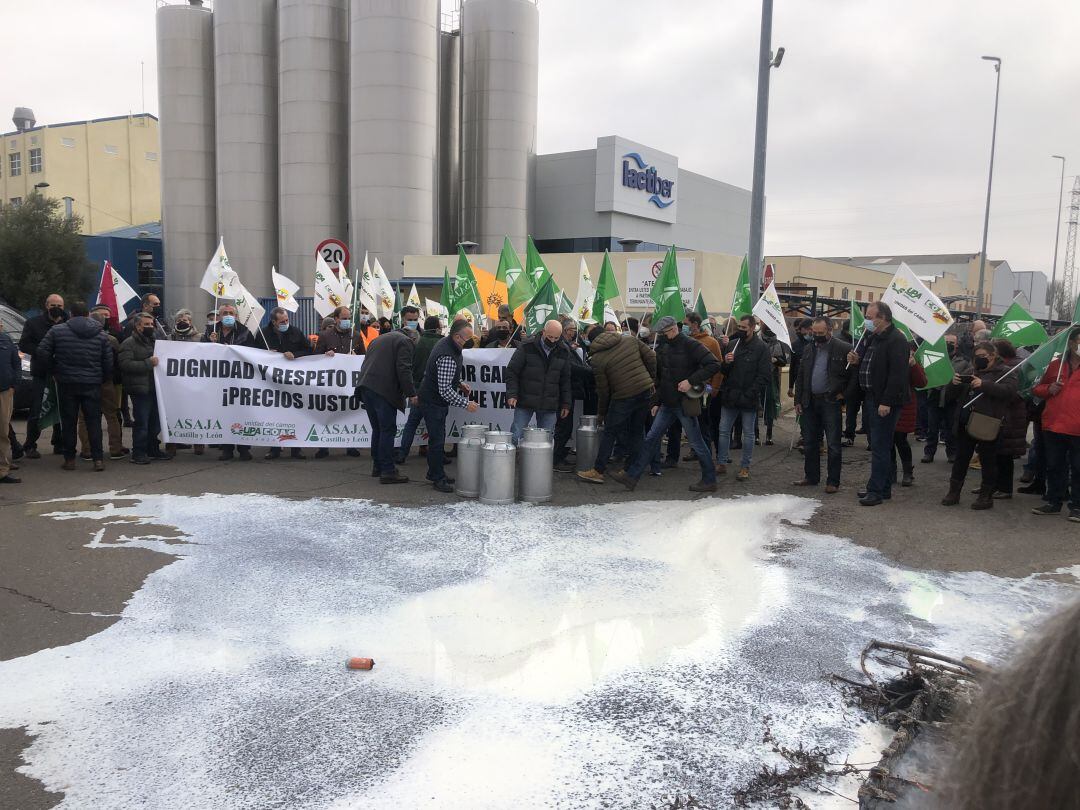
[0,303,34,412]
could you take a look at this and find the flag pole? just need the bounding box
[348,261,361,354]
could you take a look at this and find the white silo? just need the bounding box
[349,0,439,278]
[156,0,217,317]
[213,0,278,298]
[437,26,461,255]
[277,0,349,294]
[460,0,539,255]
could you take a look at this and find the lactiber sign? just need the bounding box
[595,135,679,224]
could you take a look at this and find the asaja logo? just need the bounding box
[306,426,320,442]
[171,417,222,430]
[921,349,946,366]
[531,303,553,323]
[1001,319,1035,336]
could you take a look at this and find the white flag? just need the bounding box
[572,256,597,324]
[425,298,448,327]
[357,253,379,318]
[407,284,423,315]
[752,281,792,349]
[271,267,300,313]
[200,237,240,298]
[313,251,349,318]
[604,304,618,327]
[232,280,266,337]
[372,258,396,320]
[880,262,955,343]
[108,264,140,312]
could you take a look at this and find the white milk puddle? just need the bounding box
[0,493,1076,809]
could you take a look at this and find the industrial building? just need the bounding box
[0,109,160,233]
[156,0,753,317]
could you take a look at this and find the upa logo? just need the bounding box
[921,349,946,367]
[621,152,675,209]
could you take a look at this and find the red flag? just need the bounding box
[96,261,120,325]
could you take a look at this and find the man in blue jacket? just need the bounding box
[36,301,114,471]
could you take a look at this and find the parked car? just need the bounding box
[0,302,34,412]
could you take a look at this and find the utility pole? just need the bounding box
[1048,155,1065,326]
[975,56,1001,320]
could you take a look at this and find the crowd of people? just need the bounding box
[0,292,1076,523]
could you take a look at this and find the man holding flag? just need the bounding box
[1031,326,1080,522]
[920,334,972,465]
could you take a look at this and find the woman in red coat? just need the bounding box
[892,344,929,487]
[1031,327,1080,521]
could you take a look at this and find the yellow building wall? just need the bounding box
[0,114,160,234]
[767,255,893,304]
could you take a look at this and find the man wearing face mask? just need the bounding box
[77,305,127,461]
[396,314,443,465]
[316,306,366,356]
[505,320,572,445]
[921,333,972,465]
[119,312,170,464]
[354,309,381,348]
[19,293,67,458]
[167,309,205,456]
[263,307,313,460]
[124,293,169,340]
[792,317,852,493]
[418,319,480,492]
[482,319,520,349]
[203,303,256,461]
[846,302,911,506]
[715,315,772,481]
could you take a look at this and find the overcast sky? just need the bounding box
[4,0,1077,276]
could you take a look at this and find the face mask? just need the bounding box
[814,334,828,344]
[405,320,419,331]
[544,338,559,349]
[360,314,371,324]
[493,328,509,341]
[141,326,156,339]
[277,322,290,333]
[947,344,956,357]
[638,327,649,338]
[48,306,64,319]
[176,320,191,331]
[339,319,352,331]
[151,306,162,318]
[681,325,691,335]
[221,315,236,328]
[973,356,989,371]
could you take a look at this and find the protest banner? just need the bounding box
[153,342,517,447]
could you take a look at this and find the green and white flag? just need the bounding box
[557,289,574,317]
[915,336,954,390]
[38,379,60,430]
[440,266,453,314]
[592,250,620,320]
[850,300,865,342]
[992,300,1048,347]
[694,291,708,321]
[496,236,533,311]
[894,319,914,342]
[524,276,559,334]
[651,246,685,323]
[730,255,753,320]
[1019,327,1074,396]
[525,236,553,291]
[752,281,792,349]
[450,246,482,316]
[571,255,597,324]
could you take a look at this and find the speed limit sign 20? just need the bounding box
[316,238,350,272]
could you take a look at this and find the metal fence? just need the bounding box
[257,296,321,335]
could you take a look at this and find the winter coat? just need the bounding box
[691,331,724,391]
[19,312,66,378]
[930,354,975,406]
[564,342,594,401]
[505,335,572,413]
[263,325,313,357]
[996,358,1029,457]
[169,325,203,343]
[1034,356,1080,438]
[118,331,158,396]
[103,331,122,385]
[316,327,366,356]
[355,329,416,411]
[202,323,256,347]
[655,332,722,408]
[0,331,19,392]
[411,329,441,387]
[587,332,656,417]
[35,316,113,386]
[855,324,911,409]
[719,333,772,411]
[793,336,853,409]
[954,359,1021,434]
[894,363,928,434]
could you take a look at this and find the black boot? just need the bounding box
[971,489,994,510]
[941,480,963,506]
[901,467,914,487]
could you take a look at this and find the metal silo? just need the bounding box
[157,0,216,317]
[437,27,461,254]
[349,0,439,278]
[278,0,349,294]
[460,0,538,254]
[214,0,277,298]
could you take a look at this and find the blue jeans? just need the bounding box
[395,404,424,462]
[627,403,715,483]
[360,387,399,475]
[420,402,449,483]
[131,391,161,459]
[510,408,557,445]
[595,390,650,474]
[1043,430,1080,511]
[801,395,842,486]
[716,407,756,469]
[865,395,903,498]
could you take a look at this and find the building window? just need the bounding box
[841,287,849,299]
[30,135,39,146]
[61,137,75,148]
[868,291,874,302]
[8,153,20,177]
[8,139,15,150]
[855,289,862,301]
[9,197,22,208]
[104,144,119,156]
[29,148,42,173]
[145,151,158,161]
[829,286,835,298]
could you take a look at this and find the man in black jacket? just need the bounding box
[418,320,480,491]
[847,301,911,506]
[35,301,113,471]
[396,314,442,464]
[203,303,257,461]
[505,320,572,445]
[356,326,416,484]
[611,316,722,493]
[793,317,851,492]
[715,315,772,481]
[19,292,67,458]
[263,307,313,459]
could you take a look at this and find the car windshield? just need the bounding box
[0,304,25,344]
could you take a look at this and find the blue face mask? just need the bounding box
[404,320,419,331]
[221,315,236,328]
[339,319,352,331]
[277,322,290,333]
[681,325,691,335]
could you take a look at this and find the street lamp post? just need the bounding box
[747,0,784,300]
[1049,155,1066,325]
[975,56,1001,320]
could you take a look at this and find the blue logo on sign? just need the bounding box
[621,153,675,208]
